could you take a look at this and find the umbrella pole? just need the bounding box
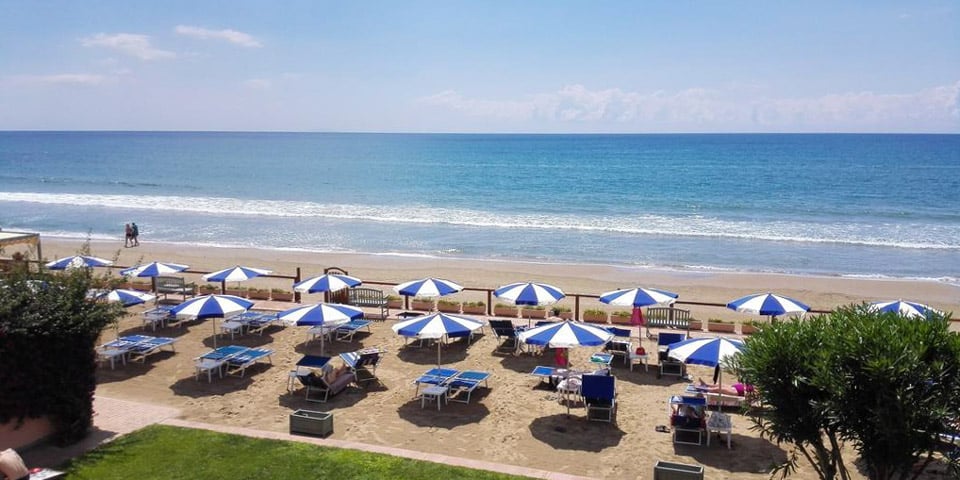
[437,338,441,367]
[213,317,218,349]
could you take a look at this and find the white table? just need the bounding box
[629,352,649,372]
[98,348,127,369]
[220,320,244,340]
[421,385,448,410]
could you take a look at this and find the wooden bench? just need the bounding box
[347,287,389,321]
[645,307,691,339]
[155,276,196,303]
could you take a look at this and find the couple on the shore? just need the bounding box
[124,223,140,247]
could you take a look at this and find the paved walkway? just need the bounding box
[22,396,594,480]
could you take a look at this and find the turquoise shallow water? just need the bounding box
[1,132,958,280]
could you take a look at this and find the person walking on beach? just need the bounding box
[124,223,132,247]
[131,222,140,247]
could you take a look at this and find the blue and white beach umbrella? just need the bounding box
[46,255,114,270]
[667,336,746,408]
[121,261,189,278]
[293,273,362,294]
[279,303,363,327]
[392,312,484,365]
[279,303,363,354]
[203,265,272,283]
[868,300,941,319]
[727,292,809,318]
[394,277,463,298]
[171,294,253,348]
[667,336,746,367]
[518,320,614,348]
[101,288,156,307]
[494,282,565,306]
[599,287,678,307]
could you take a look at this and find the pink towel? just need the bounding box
[631,307,644,326]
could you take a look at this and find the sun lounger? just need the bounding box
[335,319,372,342]
[195,345,249,382]
[412,367,459,398]
[582,374,617,422]
[293,354,355,402]
[225,347,274,377]
[489,319,521,354]
[531,365,558,385]
[242,311,281,335]
[127,336,176,363]
[339,348,384,386]
[446,370,490,403]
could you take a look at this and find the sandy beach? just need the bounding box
[36,238,960,479]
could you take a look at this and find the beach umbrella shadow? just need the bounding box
[397,396,491,428]
[678,432,787,472]
[94,354,168,384]
[528,414,625,451]
[278,385,370,409]
[396,343,469,366]
[169,374,257,398]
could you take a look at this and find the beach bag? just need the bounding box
[635,346,646,356]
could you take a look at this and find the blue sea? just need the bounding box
[1,132,958,281]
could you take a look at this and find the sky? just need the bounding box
[0,1,958,133]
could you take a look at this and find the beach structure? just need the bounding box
[170,294,253,348]
[393,312,484,366]
[393,277,463,311]
[46,255,113,270]
[868,299,942,319]
[202,265,272,294]
[726,292,809,321]
[279,303,363,355]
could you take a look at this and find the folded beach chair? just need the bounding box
[127,336,177,363]
[225,347,274,377]
[195,345,249,382]
[340,348,384,386]
[489,319,520,354]
[657,332,687,379]
[581,374,617,422]
[602,329,632,366]
[446,370,490,404]
[335,319,372,342]
[412,367,460,398]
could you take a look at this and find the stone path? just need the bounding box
[21,396,594,480]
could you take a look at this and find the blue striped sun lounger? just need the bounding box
[335,319,372,342]
[531,365,557,385]
[226,348,274,377]
[127,336,177,362]
[195,345,250,382]
[446,370,491,403]
[413,368,460,398]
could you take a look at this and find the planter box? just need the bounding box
[521,308,547,319]
[272,292,294,302]
[290,409,333,437]
[689,320,703,332]
[411,300,434,311]
[386,299,404,309]
[461,305,486,315]
[583,312,608,323]
[131,282,152,292]
[247,290,271,300]
[740,323,760,335]
[610,314,632,325]
[198,287,220,296]
[653,460,704,480]
[437,302,461,313]
[225,289,247,298]
[707,322,736,333]
[493,306,517,317]
[558,311,574,320]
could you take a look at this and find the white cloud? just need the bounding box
[419,82,960,132]
[174,25,262,48]
[5,73,110,86]
[81,33,175,60]
[242,78,272,89]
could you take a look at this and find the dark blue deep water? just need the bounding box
[1,132,958,279]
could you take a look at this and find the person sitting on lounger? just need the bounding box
[697,378,755,397]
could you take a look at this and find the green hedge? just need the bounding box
[0,265,122,445]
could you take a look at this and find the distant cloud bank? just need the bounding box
[81,33,176,60]
[174,25,262,48]
[420,82,960,132]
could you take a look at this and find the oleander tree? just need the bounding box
[733,304,960,480]
[0,257,123,445]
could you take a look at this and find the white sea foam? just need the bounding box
[2,191,959,251]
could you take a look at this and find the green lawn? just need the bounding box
[63,425,525,480]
